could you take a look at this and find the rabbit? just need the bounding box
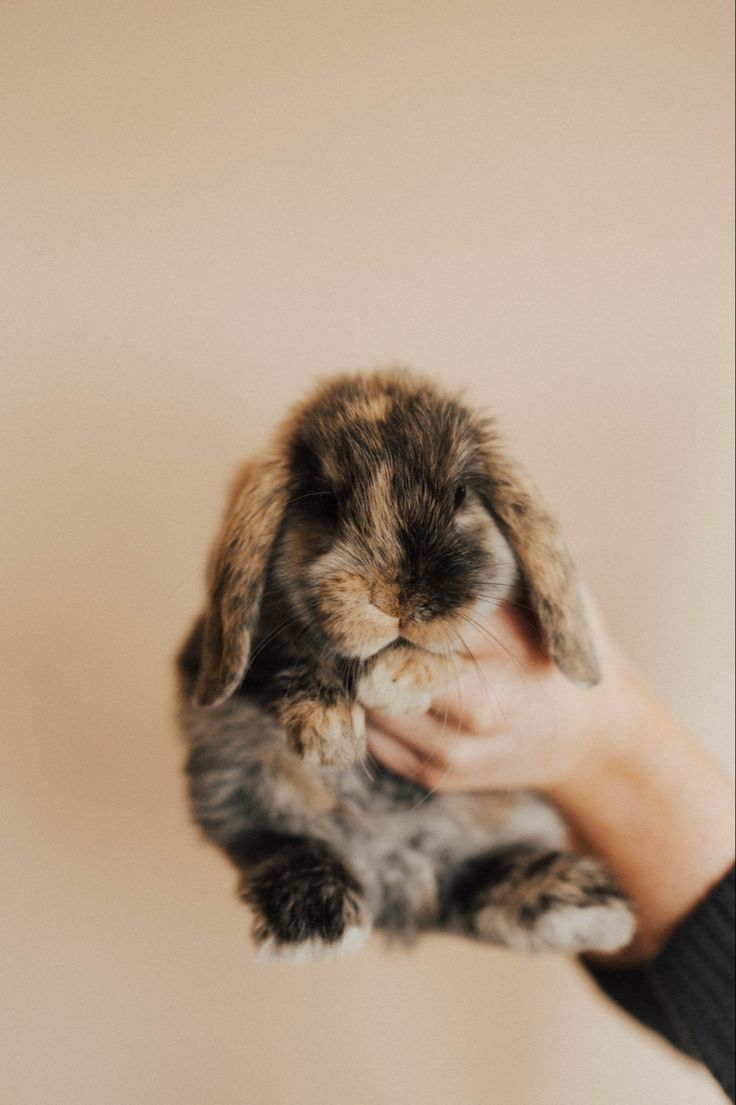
[176,368,636,963]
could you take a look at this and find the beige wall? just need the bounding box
[1,2,733,1103]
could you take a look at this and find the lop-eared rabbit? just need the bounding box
[177,370,634,963]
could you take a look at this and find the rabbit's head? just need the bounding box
[194,369,599,707]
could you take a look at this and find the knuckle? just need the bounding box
[418,759,449,790]
[463,705,496,736]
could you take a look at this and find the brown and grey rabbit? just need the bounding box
[176,369,635,963]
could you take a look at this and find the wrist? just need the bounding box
[546,663,735,964]
[551,656,654,813]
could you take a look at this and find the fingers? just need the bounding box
[365,709,467,791]
[364,600,559,793]
[455,600,544,665]
[427,650,513,737]
[368,707,470,754]
[362,648,515,791]
[429,675,506,736]
[366,727,425,779]
[366,710,512,792]
[366,723,465,792]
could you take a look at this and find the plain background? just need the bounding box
[1,2,733,1103]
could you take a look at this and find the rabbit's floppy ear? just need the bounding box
[194,453,289,708]
[478,429,600,686]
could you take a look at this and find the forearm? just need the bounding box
[550,662,735,964]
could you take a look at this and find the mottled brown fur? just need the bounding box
[178,369,632,960]
[480,438,600,685]
[195,455,290,707]
[277,697,366,768]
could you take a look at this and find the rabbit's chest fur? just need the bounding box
[179,667,567,949]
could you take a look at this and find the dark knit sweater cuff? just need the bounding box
[586,867,735,1102]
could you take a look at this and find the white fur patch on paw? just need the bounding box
[256,923,372,965]
[357,648,443,715]
[535,900,636,954]
[474,899,636,955]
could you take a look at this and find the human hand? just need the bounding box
[367,589,735,963]
[366,589,630,797]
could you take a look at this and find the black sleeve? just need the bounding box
[585,867,735,1101]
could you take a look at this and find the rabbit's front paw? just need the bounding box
[280,698,366,768]
[241,839,372,963]
[358,646,446,715]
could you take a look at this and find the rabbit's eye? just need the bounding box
[453,482,467,512]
